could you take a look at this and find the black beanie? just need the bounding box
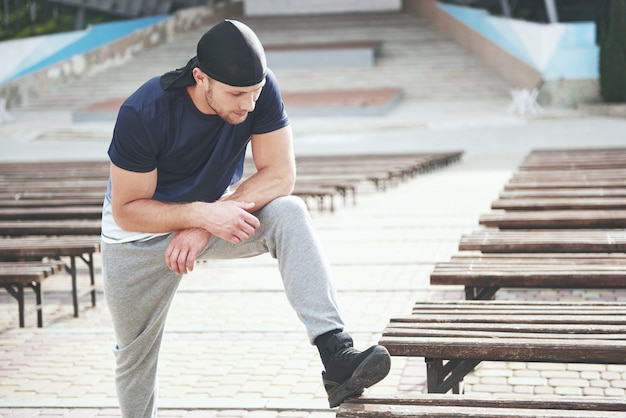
[160,19,266,90]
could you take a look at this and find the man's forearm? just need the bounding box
[114,197,259,244]
[226,166,295,211]
[113,199,204,234]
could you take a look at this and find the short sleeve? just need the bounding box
[250,69,290,135]
[108,105,159,173]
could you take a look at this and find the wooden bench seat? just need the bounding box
[499,188,626,199]
[431,253,626,300]
[0,197,105,208]
[0,206,102,220]
[0,190,105,201]
[0,160,109,176]
[459,228,626,253]
[510,168,626,181]
[0,180,107,193]
[338,394,626,417]
[479,209,626,229]
[0,260,66,327]
[379,301,626,394]
[504,179,626,190]
[0,235,100,320]
[0,219,101,236]
[492,197,626,210]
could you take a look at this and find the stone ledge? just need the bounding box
[265,40,380,69]
[578,103,626,118]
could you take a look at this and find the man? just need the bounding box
[101,19,390,417]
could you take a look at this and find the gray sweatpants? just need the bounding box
[101,196,345,418]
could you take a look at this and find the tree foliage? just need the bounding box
[0,1,115,41]
[600,0,626,102]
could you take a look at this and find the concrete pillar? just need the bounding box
[544,0,559,23]
[499,0,511,17]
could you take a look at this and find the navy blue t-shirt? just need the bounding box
[107,68,289,204]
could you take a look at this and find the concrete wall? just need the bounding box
[404,0,600,107]
[0,1,243,109]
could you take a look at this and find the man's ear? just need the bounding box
[192,67,207,85]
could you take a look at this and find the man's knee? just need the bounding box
[264,195,309,220]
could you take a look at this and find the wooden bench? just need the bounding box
[459,228,626,253]
[337,394,626,417]
[478,209,626,229]
[295,153,464,190]
[250,152,463,210]
[0,260,66,327]
[0,235,101,320]
[379,300,626,394]
[431,253,626,300]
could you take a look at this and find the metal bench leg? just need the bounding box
[465,286,499,300]
[66,256,79,317]
[3,284,26,327]
[31,281,43,327]
[80,252,96,307]
[65,252,98,317]
[426,358,482,393]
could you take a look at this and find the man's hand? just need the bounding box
[165,228,212,274]
[204,200,260,244]
[165,201,260,274]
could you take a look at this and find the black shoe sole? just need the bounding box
[328,345,391,408]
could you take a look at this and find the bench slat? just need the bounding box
[338,395,626,417]
[0,206,102,220]
[493,197,626,210]
[0,235,100,259]
[499,188,626,199]
[0,198,105,208]
[430,253,626,293]
[504,180,626,190]
[0,219,101,236]
[459,229,626,253]
[479,210,626,229]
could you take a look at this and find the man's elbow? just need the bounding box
[111,205,134,231]
[283,170,296,195]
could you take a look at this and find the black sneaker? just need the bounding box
[321,332,391,408]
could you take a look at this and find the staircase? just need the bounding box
[21,10,513,113]
[247,12,513,101]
